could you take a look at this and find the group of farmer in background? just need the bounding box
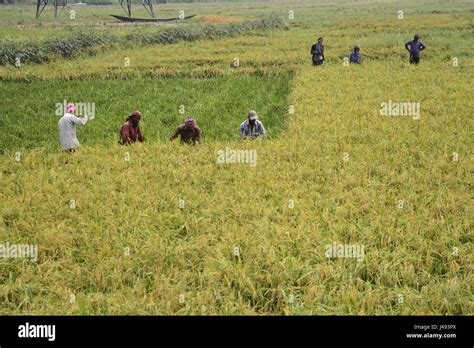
[311,34,426,65]
[58,34,426,152]
[58,107,266,152]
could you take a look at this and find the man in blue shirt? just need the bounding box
[349,45,361,64]
[405,34,426,64]
[311,37,325,66]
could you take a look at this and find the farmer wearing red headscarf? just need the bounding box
[170,117,201,145]
[119,111,145,145]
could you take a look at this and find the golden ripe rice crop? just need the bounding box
[0,0,472,315]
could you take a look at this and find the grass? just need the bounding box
[0,0,473,315]
[0,74,292,152]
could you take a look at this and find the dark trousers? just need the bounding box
[313,60,324,66]
[410,55,420,64]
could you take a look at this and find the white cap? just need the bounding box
[248,110,258,120]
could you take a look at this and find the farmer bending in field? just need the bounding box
[58,103,91,152]
[240,110,265,139]
[170,117,201,145]
[349,45,362,64]
[405,34,426,65]
[119,111,145,145]
[311,37,325,66]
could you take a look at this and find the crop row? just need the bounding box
[127,16,284,45]
[0,16,284,66]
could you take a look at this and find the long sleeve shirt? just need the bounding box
[240,119,266,138]
[405,40,426,57]
[349,51,361,64]
[119,121,145,145]
[58,113,88,150]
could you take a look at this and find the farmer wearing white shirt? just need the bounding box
[240,110,266,139]
[58,103,90,152]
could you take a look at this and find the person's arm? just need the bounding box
[419,42,426,51]
[240,123,247,138]
[170,125,182,141]
[258,122,266,138]
[120,124,131,145]
[405,42,411,51]
[137,127,145,142]
[194,127,201,145]
[71,115,88,126]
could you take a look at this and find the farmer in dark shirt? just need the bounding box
[405,34,426,64]
[170,117,201,145]
[119,111,145,145]
[349,45,362,64]
[311,37,325,66]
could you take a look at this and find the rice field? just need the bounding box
[0,0,472,315]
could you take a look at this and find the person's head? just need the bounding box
[414,34,421,42]
[128,111,141,127]
[184,117,196,129]
[248,110,258,126]
[318,37,323,44]
[66,103,76,115]
[354,44,360,53]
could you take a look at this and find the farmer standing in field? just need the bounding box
[405,34,426,64]
[349,45,362,64]
[119,111,145,145]
[240,110,266,139]
[58,103,91,152]
[311,37,325,66]
[170,117,201,145]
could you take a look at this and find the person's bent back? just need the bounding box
[170,117,201,145]
[119,111,145,145]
